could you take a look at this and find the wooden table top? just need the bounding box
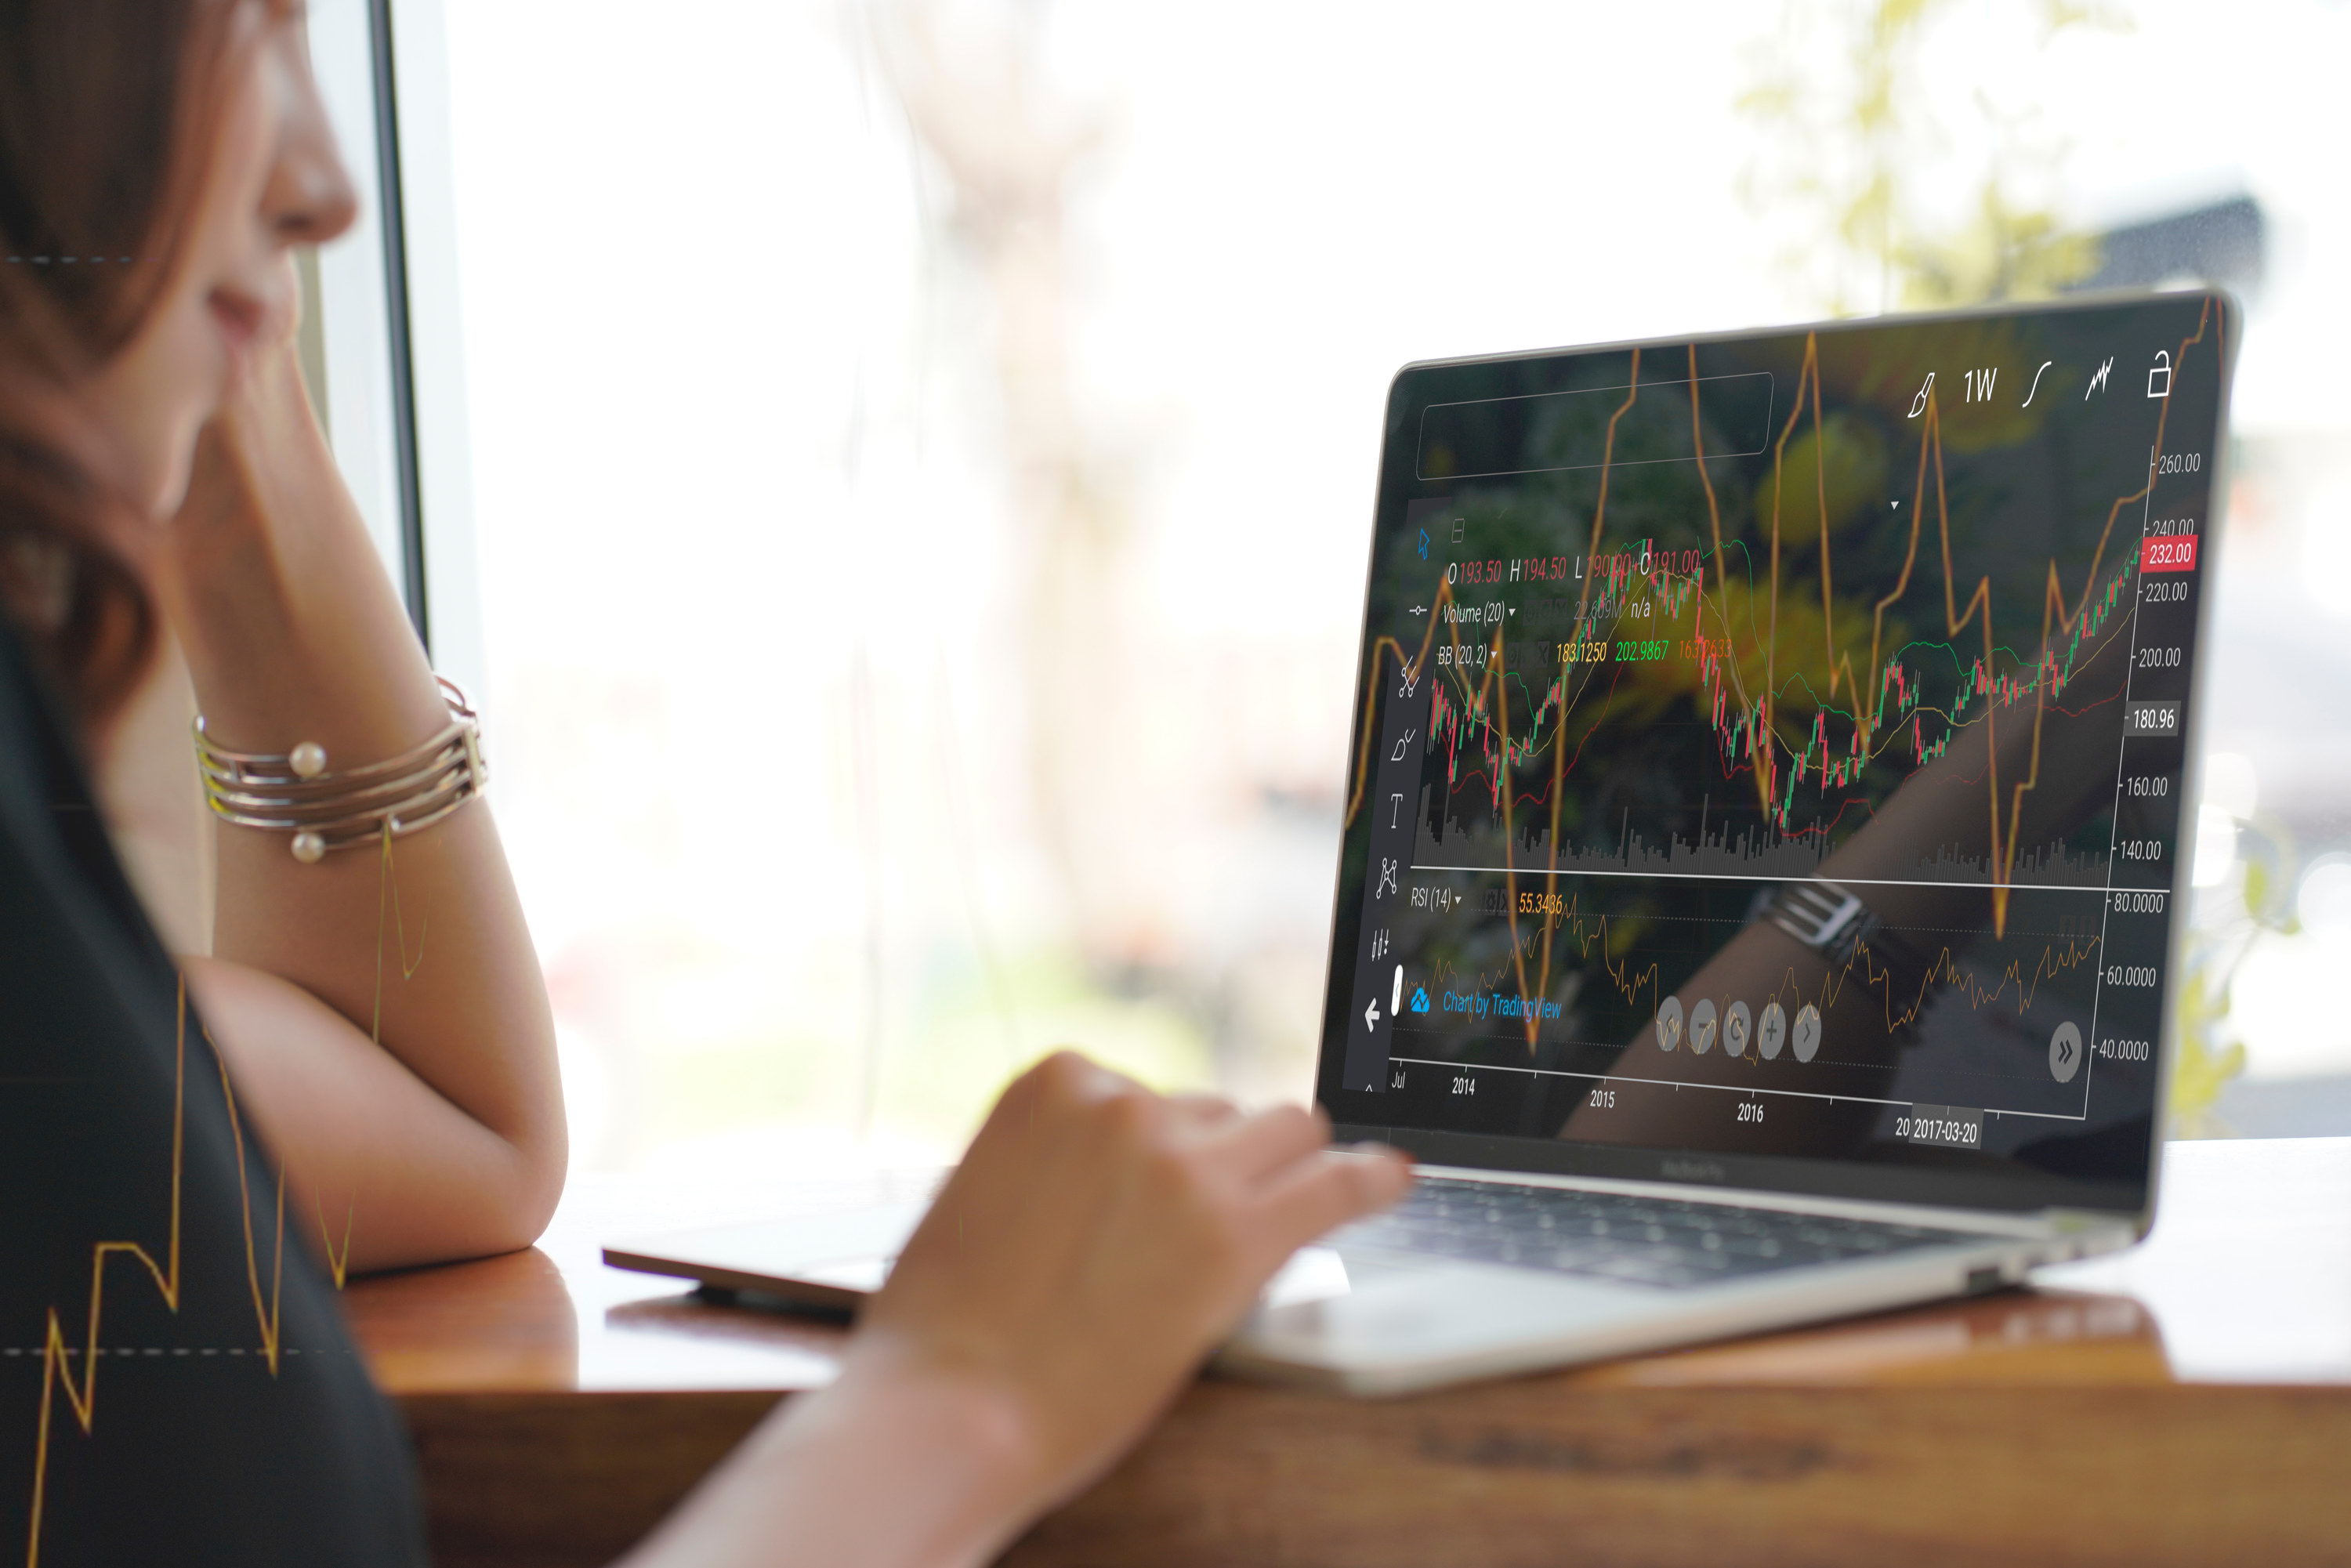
[346,1137,2351,1567]
[348,1135,2351,1396]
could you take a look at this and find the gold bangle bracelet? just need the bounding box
[194,678,488,863]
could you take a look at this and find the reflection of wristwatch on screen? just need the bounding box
[1762,880,1934,998]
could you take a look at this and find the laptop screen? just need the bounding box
[1320,294,2236,1215]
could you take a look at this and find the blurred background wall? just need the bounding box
[430,0,2351,1176]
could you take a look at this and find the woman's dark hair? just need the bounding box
[0,0,239,725]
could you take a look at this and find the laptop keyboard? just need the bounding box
[1331,1177,1979,1291]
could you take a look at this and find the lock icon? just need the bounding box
[2147,351,2172,400]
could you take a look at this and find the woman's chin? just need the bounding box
[74,316,234,526]
[63,419,200,531]
[136,424,208,528]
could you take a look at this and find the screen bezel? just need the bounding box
[1315,292,2240,1222]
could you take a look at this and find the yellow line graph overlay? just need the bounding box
[20,806,433,1564]
[24,978,312,1568]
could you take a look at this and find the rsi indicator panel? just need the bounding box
[1330,297,2229,1186]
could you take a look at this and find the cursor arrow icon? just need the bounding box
[1365,999,1382,1032]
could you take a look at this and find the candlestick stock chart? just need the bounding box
[1331,294,2229,1179]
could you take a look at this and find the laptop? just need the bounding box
[609,292,2237,1396]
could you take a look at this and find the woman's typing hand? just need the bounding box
[625,1052,1409,1568]
[847,1052,1411,1545]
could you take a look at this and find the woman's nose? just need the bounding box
[265,47,360,249]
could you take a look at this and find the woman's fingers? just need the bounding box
[1165,1092,1243,1130]
[1252,1146,1413,1253]
[1023,1049,1140,1106]
[980,1052,1152,1164]
[1203,1102,1331,1184]
[860,1051,1420,1542]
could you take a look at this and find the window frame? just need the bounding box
[305,0,485,709]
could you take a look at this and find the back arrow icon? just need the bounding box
[1364,999,1382,1031]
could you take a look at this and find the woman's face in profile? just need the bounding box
[75,0,357,522]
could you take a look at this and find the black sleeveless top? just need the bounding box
[0,620,427,1566]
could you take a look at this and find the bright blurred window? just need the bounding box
[432,0,2351,1165]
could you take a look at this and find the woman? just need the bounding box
[0,4,1409,1564]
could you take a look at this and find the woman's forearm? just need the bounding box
[158,342,563,1266]
[619,1351,1041,1568]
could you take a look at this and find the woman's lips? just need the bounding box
[208,287,265,349]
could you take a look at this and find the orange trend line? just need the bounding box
[215,1049,287,1376]
[1835,925,2103,1037]
[1983,303,2217,929]
[24,977,322,1568]
[371,820,427,1048]
[1760,335,1862,801]
[27,981,188,1568]
[1531,353,1646,1034]
[1761,344,1803,809]
[1867,299,2215,932]
[1688,346,1730,617]
[1686,347,1765,780]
